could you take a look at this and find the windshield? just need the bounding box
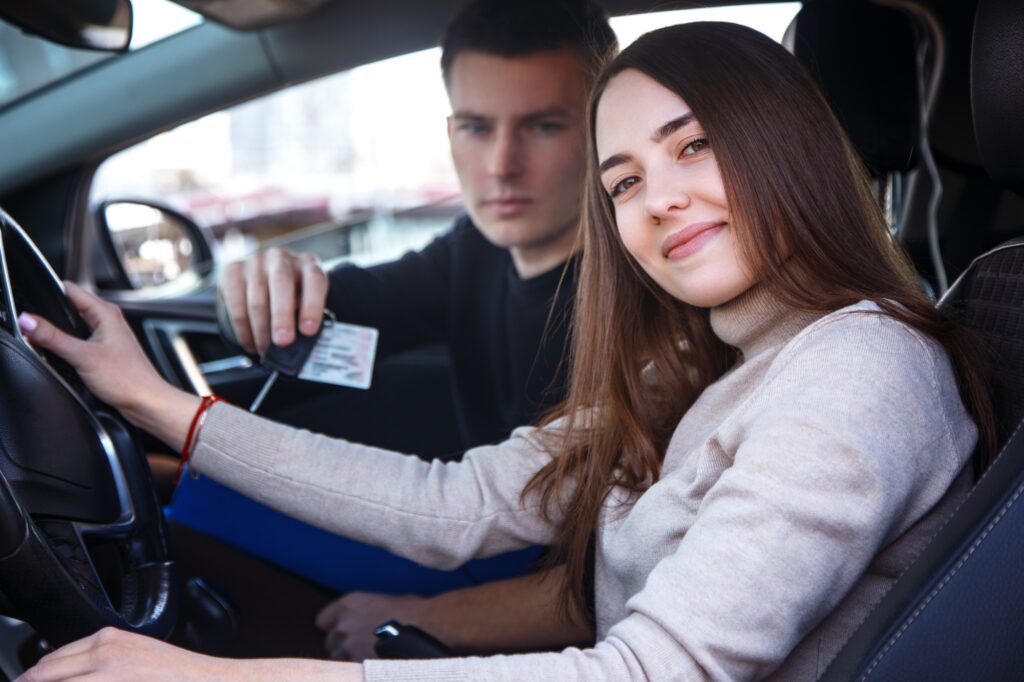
[0,0,200,109]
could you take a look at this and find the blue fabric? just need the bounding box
[165,469,543,595]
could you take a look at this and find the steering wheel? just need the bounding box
[0,207,177,647]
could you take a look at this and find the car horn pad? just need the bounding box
[0,207,177,646]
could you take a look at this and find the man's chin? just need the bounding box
[467,212,535,248]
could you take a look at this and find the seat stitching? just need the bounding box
[857,455,1024,680]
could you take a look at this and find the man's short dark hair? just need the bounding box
[440,0,617,81]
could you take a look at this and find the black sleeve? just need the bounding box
[323,223,458,359]
[215,221,460,361]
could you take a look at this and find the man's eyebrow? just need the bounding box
[450,107,575,121]
[599,153,632,174]
[652,112,695,143]
[450,112,490,121]
[521,107,575,121]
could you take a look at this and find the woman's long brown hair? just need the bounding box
[522,22,996,621]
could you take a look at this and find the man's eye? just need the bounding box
[681,137,710,156]
[460,122,489,135]
[533,121,565,133]
[609,176,640,198]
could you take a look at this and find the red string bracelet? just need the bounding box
[175,394,225,486]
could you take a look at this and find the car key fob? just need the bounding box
[259,311,334,376]
[373,620,452,659]
[250,311,335,413]
[259,326,322,376]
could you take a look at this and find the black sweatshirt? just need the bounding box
[325,216,576,448]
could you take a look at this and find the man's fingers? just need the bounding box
[315,597,346,630]
[244,255,272,355]
[226,248,320,354]
[324,629,348,661]
[266,248,298,347]
[220,261,256,354]
[297,254,328,336]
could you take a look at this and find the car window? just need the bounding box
[0,0,201,110]
[90,2,800,290]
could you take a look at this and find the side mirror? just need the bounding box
[0,0,133,53]
[95,200,214,292]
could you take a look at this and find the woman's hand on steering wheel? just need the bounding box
[17,282,200,450]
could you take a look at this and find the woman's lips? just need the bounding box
[662,221,726,261]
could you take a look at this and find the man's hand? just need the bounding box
[219,247,329,355]
[316,592,428,662]
[314,567,594,662]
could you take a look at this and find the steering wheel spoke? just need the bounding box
[34,520,107,603]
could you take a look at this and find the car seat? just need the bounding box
[791,0,952,296]
[821,0,1024,678]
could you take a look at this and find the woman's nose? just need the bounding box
[643,174,690,223]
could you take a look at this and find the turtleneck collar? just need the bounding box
[708,281,820,359]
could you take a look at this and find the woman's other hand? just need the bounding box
[17,282,200,450]
[16,627,361,681]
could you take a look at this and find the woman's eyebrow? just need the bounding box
[600,112,698,173]
[599,153,631,174]
[652,112,695,143]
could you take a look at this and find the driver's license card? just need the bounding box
[297,321,378,390]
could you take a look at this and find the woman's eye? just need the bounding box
[609,176,640,198]
[681,137,710,156]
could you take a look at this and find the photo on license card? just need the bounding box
[298,322,379,390]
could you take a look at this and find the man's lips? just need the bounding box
[661,221,726,260]
[483,197,534,217]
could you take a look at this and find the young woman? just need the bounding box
[18,22,992,681]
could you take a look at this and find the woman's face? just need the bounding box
[595,70,756,308]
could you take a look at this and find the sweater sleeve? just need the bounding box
[362,314,977,681]
[189,404,565,568]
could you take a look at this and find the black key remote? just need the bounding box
[373,620,453,659]
[259,324,323,376]
[249,312,333,413]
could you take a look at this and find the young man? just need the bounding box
[217,0,616,661]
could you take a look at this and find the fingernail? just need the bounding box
[273,328,291,345]
[17,312,37,333]
[300,319,318,335]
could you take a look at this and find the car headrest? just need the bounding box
[972,0,1024,196]
[792,0,922,177]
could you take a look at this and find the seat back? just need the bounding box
[821,240,1024,681]
[945,241,1024,443]
[792,0,922,178]
[821,1,1024,678]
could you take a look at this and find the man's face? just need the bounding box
[446,48,589,252]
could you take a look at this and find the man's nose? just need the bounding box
[488,129,524,179]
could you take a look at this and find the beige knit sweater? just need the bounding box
[191,284,977,680]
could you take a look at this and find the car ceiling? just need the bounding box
[0,0,984,196]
